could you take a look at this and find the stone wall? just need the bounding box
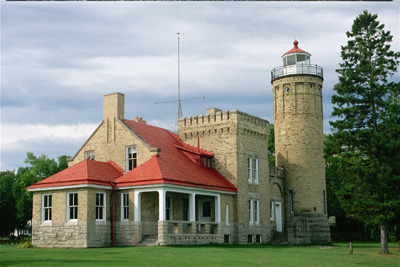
[31,188,115,248]
[286,212,331,245]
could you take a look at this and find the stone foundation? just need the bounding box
[287,212,331,245]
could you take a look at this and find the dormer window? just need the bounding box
[84,151,95,160]
[126,146,137,172]
[202,157,212,168]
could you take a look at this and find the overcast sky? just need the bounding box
[1,1,399,171]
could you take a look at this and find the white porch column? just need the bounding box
[189,193,196,221]
[134,191,141,222]
[215,194,221,223]
[158,189,166,221]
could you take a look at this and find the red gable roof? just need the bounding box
[118,120,236,192]
[28,119,236,193]
[27,160,124,189]
[283,40,311,56]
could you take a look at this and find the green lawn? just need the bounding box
[1,242,399,267]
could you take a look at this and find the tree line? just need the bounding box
[0,153,69,237]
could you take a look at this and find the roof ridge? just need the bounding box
[107,160,124,175]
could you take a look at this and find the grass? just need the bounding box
[0,242,399,267]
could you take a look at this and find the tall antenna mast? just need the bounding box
[155,33,205,133]
[177,32,183,123]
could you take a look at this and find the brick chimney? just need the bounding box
[103,93,125,121]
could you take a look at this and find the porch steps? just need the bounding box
[137,235,159,247]
[270,231,288,245]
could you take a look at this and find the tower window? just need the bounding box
[247,156,253,182]
[288,190,294,214]
[285,87,290,93]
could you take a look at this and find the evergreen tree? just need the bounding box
[268,124,275,166]
[330,10,400,253]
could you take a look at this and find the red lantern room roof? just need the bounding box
[283,40,311,57]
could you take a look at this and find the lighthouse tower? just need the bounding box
[271,40,331,244]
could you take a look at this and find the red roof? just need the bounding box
[118,120,236,192]
[283,40,310,56]
[28,120,236,193]
[28,160,124,189]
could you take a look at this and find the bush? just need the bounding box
[17,241,34,248]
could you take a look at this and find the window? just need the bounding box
[183,197,189,221]
[288,190,294,214]
[225,204,229,225]
[126,146,137,172]
[256,235,262,243]
[287,55,296,65]
[96,193,106,221]
[42,194,52,222]
[202,157,212,168]
[255,200,260,224]
[253,158,259,183]
[247,156,252,182]
[297,54,306,63]
[122,193,129,220]
[248,235,254,243]
[270,201,275,221]
[248,199,254,224]
[166,196,172,221]
[67,193,78,221]
[323,190,327,214]
[84,150,95,160]
[224,235,230,244]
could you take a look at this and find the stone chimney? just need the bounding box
[103,93,125,121]
[133,117,146,124]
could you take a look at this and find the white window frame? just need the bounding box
[253,157,259,183]
[248,199,254,224]
[121,193,129,221]
[67,192,78,221]
[126,146,137,172]
[96,192,106,221]
[255,200,260,224]
[84,150,95,160]
[247,156,253,183]
[225,204,229,225]
[270,200,275,221]
[42,194,52,223]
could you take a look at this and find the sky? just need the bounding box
[1,1,399,171]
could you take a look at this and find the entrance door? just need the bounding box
[275,201,282,232]
[198,199,211,222]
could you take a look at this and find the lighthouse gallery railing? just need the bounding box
[271,64,323,81]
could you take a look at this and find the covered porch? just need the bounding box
[134,185,229,245]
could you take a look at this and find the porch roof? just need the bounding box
[27,159,124,189]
